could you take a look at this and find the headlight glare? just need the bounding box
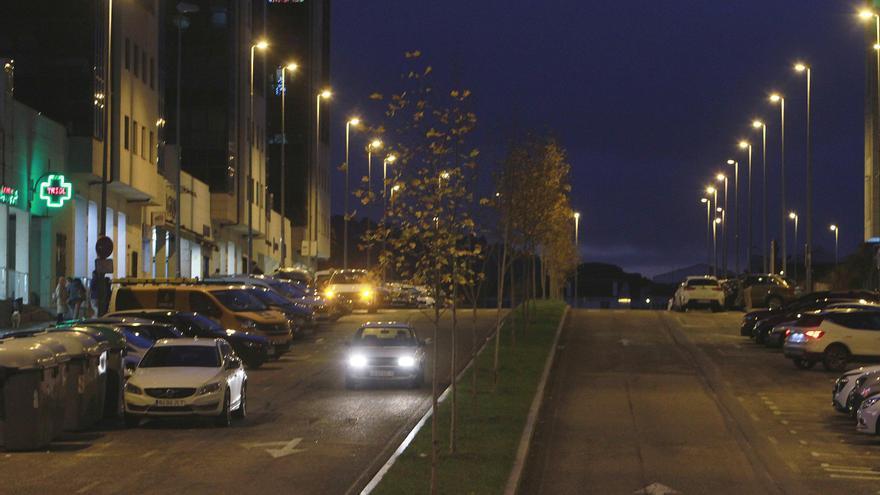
[397,356,416,368]
[349,354,368,368]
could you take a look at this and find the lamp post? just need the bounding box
[365,139,382,271]
[574,211,580,308]
[788,211,798,282]
[277,62,298,268]
[739,140,752,272]
[311,89,331,268]
[343,117,361,270]
[247,39,268,273]
[830,224,839,266]
[707,185,718,275]
[173,4,199,277]
[702,197,711,271]
[381,154,397,282]
[714,216,722,276]
[716,173,728,275]
[794,62,813,291]
[769,93,786,276]
[727,159,739,274]
[752,120,768,273]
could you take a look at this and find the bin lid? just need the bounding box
[39,330,104,358]
[0,336,58,370]
[53,324,126,351]
[30,335,71,364]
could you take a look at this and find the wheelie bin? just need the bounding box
[52,324,126,419]
[42,330,106,430]
[0,336,59,450]
[27,335,71,437]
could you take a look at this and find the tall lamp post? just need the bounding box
[574,211,580,308]
[381,154,397,282]
[752,119,768,273]
[707,185,718,275]
[365,139,382,271]
[173,3,199,277]
[311,89,332,269]
[788,211,799,283]
[716,173,728,275]
[277,62,298,268]
[739,140,753,272]
[702,197,712,271]
[343,117,361,270]
[769,93,786,276]
[714,216,722,276]
[247,39,269,273]
[794,62,813,291]
[727,159,739,274]
[830,224,839,267]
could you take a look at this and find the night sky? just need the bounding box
[330,1,866,277]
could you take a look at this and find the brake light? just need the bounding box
[784,329,791,337]
[804,330,825,339]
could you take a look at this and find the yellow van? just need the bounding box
[109,279,293,356]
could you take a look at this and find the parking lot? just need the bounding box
[523,309,880,495]
[1,308,501,495]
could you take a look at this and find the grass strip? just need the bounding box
[373,299,566,495]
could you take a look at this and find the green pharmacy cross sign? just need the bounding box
[39,174,73,208]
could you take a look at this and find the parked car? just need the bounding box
[60,317,182,375]
[324,269,379,313]
[671,276,724,311]
[857,393,880,434]
[123,338,247,427]
[739,274,796,310]
[784,308,880,371]
[206,275,329,324]
[845,370,880,416]
[105,310,271,368]
[344,322,427,389]
[761,301,880,347]
[740,290,880,339]
[833,366,880,413]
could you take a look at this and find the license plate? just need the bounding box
[370,370,394,377]
[156,399,185,407]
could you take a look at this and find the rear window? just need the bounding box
[686,279,718,287]
[139,345,220,368]
[114,288,142,310]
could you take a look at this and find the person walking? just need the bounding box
[52,276,69,323]
[68,277,85,319]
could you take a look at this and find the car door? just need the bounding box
[828,313,869,355]
[219,341,242,404]
[863,313,880,357]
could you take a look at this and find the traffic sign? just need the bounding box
[96,235,114,259]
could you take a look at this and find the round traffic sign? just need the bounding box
[95,235,114,260]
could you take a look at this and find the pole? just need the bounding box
[312,94,321,269]
[722,176,728,275]
[705,199,711,271]
[805,67,813,291]
[835,228,839,266]
[746,145,752,273]
[344,122,351,270]
[247,44,255,273]
[280,66,288,267]
[367,148,372,271]
[792,214,798,282]
[733,161,739,274]
[574,214,579,308]
[780,98,786,277]
[713,189,718,276]
[100,0,112,239]
[761,124,767,273]
[382,158,388,283]
[174,18,183,277]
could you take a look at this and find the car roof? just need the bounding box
[360,321,413,329]
[79,317,172,326]
[153,337,218,348]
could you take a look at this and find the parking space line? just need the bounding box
[828,474,880,480]
[75,481,100,493]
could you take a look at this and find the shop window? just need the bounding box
[132,120,138,155]
[123,116,129,149]
[141,126,146,158]
[7,214,15,270]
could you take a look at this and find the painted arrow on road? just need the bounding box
[240,438,306,459]
[634,482,679,495]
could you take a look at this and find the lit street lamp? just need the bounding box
[381,154,397,282]
[343,117,361,270]
[794,62,813,291]
[739,140,753,272]
[727,159,740,274]
[716,173,728,275]
[707,185,718,275]
[769,93,786,276]
[752,120,768,273]
[278,61,298,268]
[247,39,269,273]
[310,89,332,267]
[788,211,798,283]
[365,139,382,270]
[701,197,712,272]
[574,211,580,308]
[830,224,839,266]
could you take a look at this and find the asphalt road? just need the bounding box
[521,309,880,495]
[1,308,502,495]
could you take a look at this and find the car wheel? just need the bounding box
[215,390,232,427]
[754,329,767,345]
[792,358,816,370]
[233,383,247,420]
[766,296,783,310]
[123,413,141,428]
[823,345,850,372]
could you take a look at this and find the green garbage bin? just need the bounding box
[53,324,125,420]
[0,336,59,451]
[41,331,106,430]
[28,335,70,438]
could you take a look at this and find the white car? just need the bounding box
[123,338,247,427]
[833,365,880,413]
[857,395,880,434]
[784,308,880,371]
[672,276,725,312]
[345,322,427,388]
[324,269,379,313]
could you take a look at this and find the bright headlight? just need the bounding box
[349,354,368,368]
[397,356,416,368]
[360,289,373,299]
[197,382,222,395]
[324,290,335,299]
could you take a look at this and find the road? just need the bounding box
[2,308,502,495]
[522,309,880,495]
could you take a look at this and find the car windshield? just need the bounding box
[250,288,290,307]
[331,272,370,284]
[686,279,717,287]
[213,290,267,312]
[139,345,220,368]
[269,281,304,299]
[352,327,417,346]
[180,313,224,334]
[123,324,180,341]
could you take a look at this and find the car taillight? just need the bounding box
[784,328,791,337]
[804,330,825,339]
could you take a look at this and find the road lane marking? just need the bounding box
[140,450,157,458]
[829,474,880,480]
[75,481,100,494]
[241,438,306,459]
[634,482,679,494]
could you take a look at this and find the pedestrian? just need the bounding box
[88,272,100,317]
[68,277,85,318]
[52,276,68,323]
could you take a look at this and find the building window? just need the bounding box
[247,177,254,201]
[132,120,138,155]
[149,57,155,89]
[123,116,130,150]
[141,126,146,158]
[141,51,147,84]
[149,131,155,163]
[133,44,140,77]
[125,38,130,70]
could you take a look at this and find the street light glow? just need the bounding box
[789,211,797,219]
[715,217,722,224]
[254,40,269,50]
[386,154,397,163]
[716,173,726,181]
[860,9,875,20]
[706,186,715,194]
[794,62,807,72]
[700,198,707,204]
[440,171,451,180]
[370,139,382,149]
[285,62,298,71]
[769,93,782,103]
[752,120,764,129]
[574,211,581,219]
[738,140,749,149]
[716,207,723,213]
[348,117,361,126]
[830,224,837,231]
[319,89,332,99]
[726,159,735,165]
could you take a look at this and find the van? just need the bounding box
[109,279,292,356]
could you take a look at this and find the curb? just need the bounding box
[503,304,570,495]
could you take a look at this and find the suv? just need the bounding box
[784,308,880,371]
[109,279,292,357]
[324,269,379,313]
[672,276,724,311]
[739,274,795,310]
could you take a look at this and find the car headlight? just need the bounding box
[124,383,143,395]
[225,329,237,336]
[360,289,373,300]
[237,318,257,330]
[397,356,416,368]
[324,290,335,299]
[348,354,368,368]
[196,382,223,395]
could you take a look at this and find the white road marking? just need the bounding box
[140,450,157,458]
[633,482,679,494]
[829,474,880,480]
[241,438,306,459]
[75,481,100,494]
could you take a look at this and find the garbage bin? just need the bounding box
[0,336,59,451]
[53,324,125,419]
[28,335,70,438]
[41,331,106,430]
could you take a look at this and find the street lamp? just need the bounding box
[716,173,728,275]
[739,140,753,273]
[574,211,580,308]
[830,224,839,266]
[794,62,813,291]
[788,211,799,283]
[752,119,768,273]
[714,215,722,276]
[707,185,718,275]
[727,159,740,274]
[310,88,332,268]
[343,117,361,270]
[365,139,382,271]
[381,154,397,282]
[701,197,712,272]
[247,39,269,273]
[769,93,786,276]
[278,61,298,268]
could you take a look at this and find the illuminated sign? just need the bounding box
[0,185,19,206]
[39,174,72,208]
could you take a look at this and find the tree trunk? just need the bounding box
[510,256,517,346]
[494,221,509,390]
[471,301,478,396]
[430,283,441,495]
[450,264,458,454]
